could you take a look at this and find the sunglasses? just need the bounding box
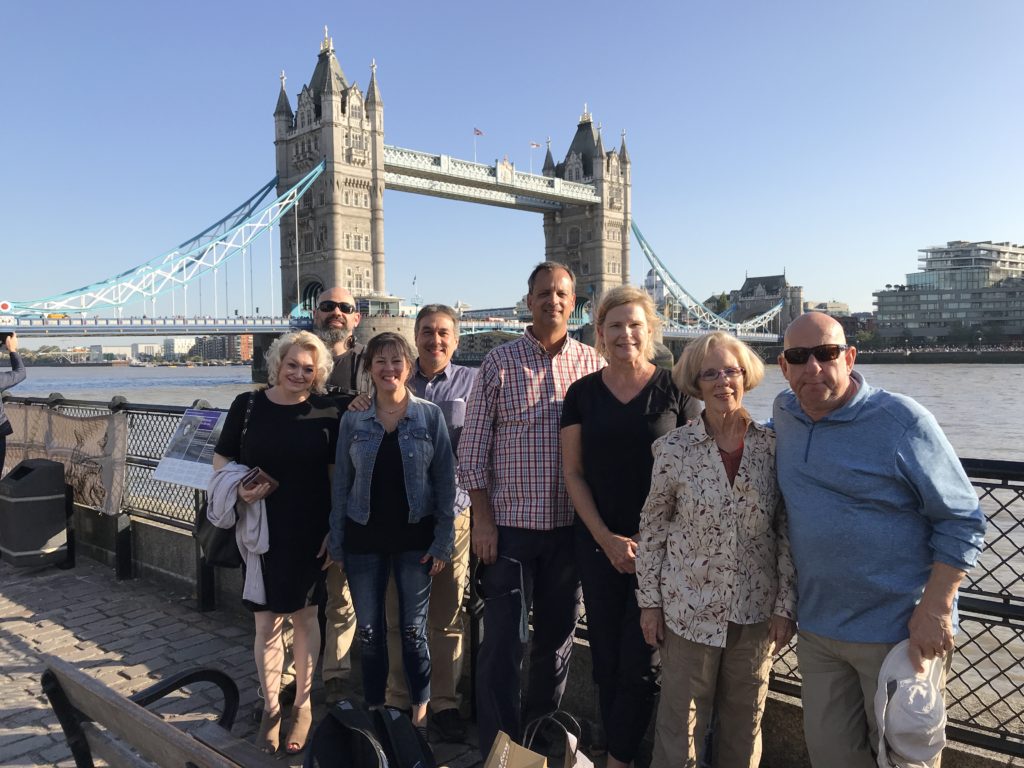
[317,300,356,314]
[782,344,848,365]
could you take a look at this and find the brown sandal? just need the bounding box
[285,704,313,754]
[257,708,282,754]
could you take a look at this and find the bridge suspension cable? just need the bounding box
[6,162,326,316]
[631,221,783,334]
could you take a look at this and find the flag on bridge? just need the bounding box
[473,127,484,136]
[530,141,541,148]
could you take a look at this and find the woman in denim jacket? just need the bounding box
[328,332,456,735]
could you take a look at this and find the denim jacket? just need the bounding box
[329,393,456,565]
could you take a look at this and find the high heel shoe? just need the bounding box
[285,704,313,754]
[257,708,282,754]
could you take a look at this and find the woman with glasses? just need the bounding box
[328,332,455,738]
[561,286,700,768]
[636,331,796,768]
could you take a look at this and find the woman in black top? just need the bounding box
[561,286,701,768]
[213,331,338,755]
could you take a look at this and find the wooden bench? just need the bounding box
[40,653,280,768]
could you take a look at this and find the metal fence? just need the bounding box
[6,394,206,530]
[770,458,1024,757]
[6,394,1023,757]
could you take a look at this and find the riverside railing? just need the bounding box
[5,394,1023,758]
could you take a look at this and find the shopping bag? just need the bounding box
[523,712,595,768]
[483,730,547,768]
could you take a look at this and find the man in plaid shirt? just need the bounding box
[459,262,605,754]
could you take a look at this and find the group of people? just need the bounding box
[210,289,474,755]
[207,261,986,768]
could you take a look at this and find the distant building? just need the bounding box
[804,300,850,316]
[131,343,161,359]
[453,330,520,364]
[873,240,1024,342]
[729,274,803,330]
[163,338,195,358]
[192,334,254,362]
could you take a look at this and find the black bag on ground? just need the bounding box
[304,700,436,768]
[304,700,389,768]
[375,705,435,768]
[192,499,242,568]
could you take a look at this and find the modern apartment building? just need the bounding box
[873,240,1024,342]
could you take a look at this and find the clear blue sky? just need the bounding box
[3,0,1023,328]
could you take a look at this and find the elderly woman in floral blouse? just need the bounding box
[636,331,796,768]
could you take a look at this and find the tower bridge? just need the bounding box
[3,28,786,342]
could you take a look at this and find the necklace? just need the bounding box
[379,394,408,415]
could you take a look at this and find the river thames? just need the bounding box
[7,362,1024,462]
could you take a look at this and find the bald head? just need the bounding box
[779,312,857,421]
[313,285,361,354]
[783,311,847,349]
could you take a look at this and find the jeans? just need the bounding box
[386,510,472,710]
[475,526,580,756]
[345,550,433,707]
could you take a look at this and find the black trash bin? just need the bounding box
[0,459,68,567]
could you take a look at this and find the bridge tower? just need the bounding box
[542,107,632,310]
[274,28,386,312]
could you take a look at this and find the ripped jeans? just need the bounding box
[345,550,432,707]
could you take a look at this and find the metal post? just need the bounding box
[115,513,132,580]
[294,204,300,314]
[241,244,248,317]
[269,222,276,317]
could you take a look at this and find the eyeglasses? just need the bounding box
[782,344,848,365]
[317,300,356,314]
[698,367,745,382]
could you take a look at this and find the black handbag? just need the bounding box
[193,391,256,568]
[193,498,243,567]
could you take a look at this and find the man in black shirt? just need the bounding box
[312,286,369,703]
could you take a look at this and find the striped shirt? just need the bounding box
[458,328,605,530]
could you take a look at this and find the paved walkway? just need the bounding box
[0,556,484,767]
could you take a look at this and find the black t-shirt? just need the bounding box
[343,429,435,554]
[560,367,701,537]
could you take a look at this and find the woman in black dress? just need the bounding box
[561,286,701,768]
[213,330,338,755]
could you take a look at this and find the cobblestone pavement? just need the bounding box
[0,557,485,768]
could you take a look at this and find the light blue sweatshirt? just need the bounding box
[773,370,986,644]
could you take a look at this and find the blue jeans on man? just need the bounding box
[346,550,433,706]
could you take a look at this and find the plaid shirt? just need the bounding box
[458,328,605,530]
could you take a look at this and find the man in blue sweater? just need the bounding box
[773,312,986,768]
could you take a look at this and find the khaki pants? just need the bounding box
[797,630,949,768]
[385,511,471,711]
[652,621,772,768]
[322,561,356,682]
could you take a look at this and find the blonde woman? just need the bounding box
[637,331,796,768]
[561,286,701,768]
[213,330,338,754]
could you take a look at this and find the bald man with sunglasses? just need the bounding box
[312,286,372,703]
[773,312,986,768]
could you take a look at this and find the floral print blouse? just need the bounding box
[636,415,797,648]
